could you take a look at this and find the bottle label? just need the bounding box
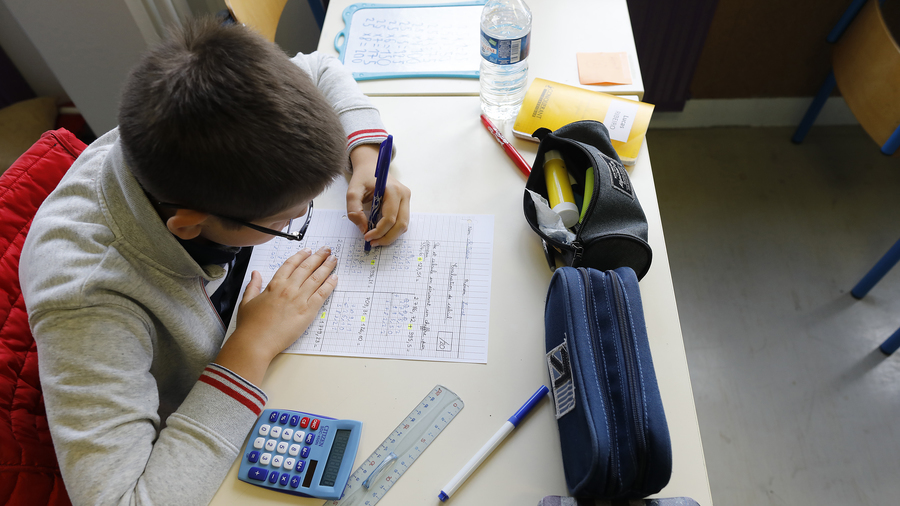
[480,31,530,65]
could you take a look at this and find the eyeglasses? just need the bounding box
[156,200,314,242]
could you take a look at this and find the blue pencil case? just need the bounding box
[544,266,671,499]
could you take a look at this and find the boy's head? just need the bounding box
[118,17,346,224]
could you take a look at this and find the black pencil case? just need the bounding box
[544,266,671,499]
[523,120,652,279]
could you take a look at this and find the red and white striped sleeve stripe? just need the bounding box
[199,364,267,416]
[347,128,388,150]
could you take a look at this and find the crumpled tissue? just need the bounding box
[527,189,576,245]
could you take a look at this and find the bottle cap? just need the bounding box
[552,202,579,228]
[543,150,564,164]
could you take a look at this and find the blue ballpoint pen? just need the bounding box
[365,135,392,252]
[438,385,550,501]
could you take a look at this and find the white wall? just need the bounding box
[2,0,321,134]
[0,1,68,101]
[649,98,859,129]
[3,0,149,134]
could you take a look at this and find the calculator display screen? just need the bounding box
[320,429,352,487]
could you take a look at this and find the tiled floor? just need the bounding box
[648,125,900,506]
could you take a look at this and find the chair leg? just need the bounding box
[881,124,900,156]
[826,0,869,42]
[792,71,836,144]
[851,238,900,298]
[879,327,900,355]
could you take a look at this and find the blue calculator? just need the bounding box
[238,409,362,500]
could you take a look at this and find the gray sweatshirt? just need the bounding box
[19,52,387,506]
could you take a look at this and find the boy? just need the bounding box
[19,17,410,505]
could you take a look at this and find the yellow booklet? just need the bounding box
[512,78,654,165]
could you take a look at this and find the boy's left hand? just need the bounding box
[346,143,411,247]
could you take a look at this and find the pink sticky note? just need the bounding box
[576,52,632,85]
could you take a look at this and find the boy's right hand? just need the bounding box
[215,247,338,385]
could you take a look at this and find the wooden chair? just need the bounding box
[792,0,900,155]
[796,0,900,355]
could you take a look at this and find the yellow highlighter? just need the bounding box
[543,150,579,228]
[580,167,594,223]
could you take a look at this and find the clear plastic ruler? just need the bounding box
[324,385,464,506]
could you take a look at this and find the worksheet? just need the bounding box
[233,211,494,363]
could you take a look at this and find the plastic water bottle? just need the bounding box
[479,0,532,120]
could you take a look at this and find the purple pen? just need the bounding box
[365,135,392,252]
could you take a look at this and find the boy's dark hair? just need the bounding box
[118,17,346,222]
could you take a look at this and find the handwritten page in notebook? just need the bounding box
[337,2,483,80]
[236,210,494,363]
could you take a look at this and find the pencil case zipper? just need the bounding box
[607,269,648,488]
[577,267,618,490]
[579,267,649,494]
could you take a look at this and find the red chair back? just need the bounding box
[0,129,86,506]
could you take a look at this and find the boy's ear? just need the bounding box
[166,209,211,240]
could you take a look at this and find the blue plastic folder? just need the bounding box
[335,1,484,81]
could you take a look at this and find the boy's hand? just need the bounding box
[215,247,337,385]
[346,143,411,248]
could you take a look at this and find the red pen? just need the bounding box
[480,114,532,177]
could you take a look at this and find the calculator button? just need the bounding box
[248,467,268,481]
[247,451,259,463]
[300,446,310,458]
[268,471,279,484]
[310,419,320,431]
[268,412,279,423]
[289,475,301,489]
[289,415,300,426]
[295,460,306,473]
[299,417,309,428]
[258,424,270,436]
[272,455,284,468]
[293,431,306,443]
[289,444,301,456]
[253,437,265,449]
[305,433,315,445]
[269,426,282,439]
[259,453,272,466]
[279,413,290,425]
[264,440,277,452]
[281,429,293,440]
[276,442,288,454]
[284,458,296,471]
[279,474,290,486]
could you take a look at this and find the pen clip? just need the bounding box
[363,452,397,489]
[480,114,506,145]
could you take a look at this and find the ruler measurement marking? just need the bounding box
[326,385,463,506]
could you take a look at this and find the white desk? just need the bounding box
[209,96,711,505]
[316,0,645,99]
